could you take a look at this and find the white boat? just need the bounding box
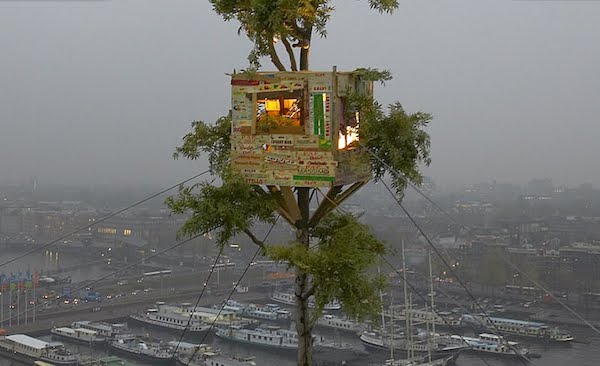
[243,303,291,322]
[166,341,212,358]
[217,300,245,315]
[215,325,299,351]
[107,336,174,365]
[317,314,364,333]
[461,314,574,342]
[71,320,125,338]
[214,300,290,323]
[129,306,211,337]
[270,291,341,310]
[51,327,106,344]
[178,353,257,366]
[0,334,78,366]
[382,354,459,366]
[216,324,365,362]
[447,333,529,357]
[386,307,465,330]
[360,330,465,359]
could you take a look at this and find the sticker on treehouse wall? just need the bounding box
[311,93,332,148]
[270,135,295,147]
[294,136,319,148]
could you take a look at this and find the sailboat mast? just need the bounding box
[401,239,411,360]
[429,250,436,333]
[425,302,432,362]
[390,289,394,360]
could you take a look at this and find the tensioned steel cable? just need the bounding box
[0,144,268,271]
[366,147,600,337]
[0,168,211,270]
[379,179,534,366]
[380,255,494,366]
[1,232,204,325]
[184,217,279,366]
[167,250,223,363]
[313,188,509,366]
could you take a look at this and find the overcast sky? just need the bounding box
[1,0,599,189]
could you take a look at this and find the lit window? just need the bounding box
[255,91,303,133]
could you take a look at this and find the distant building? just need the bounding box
[525,178,554,199]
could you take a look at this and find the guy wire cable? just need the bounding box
[2,232,204,325]
[379,179,534,366]
[184,216,279,365]
[314,188,500,366]
[168,250,223,363]
[366,147,600,336]
[0,143,266,271]
[0,168,211,270]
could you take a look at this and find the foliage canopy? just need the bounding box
[267,213,386,322]
[210,0,399,70]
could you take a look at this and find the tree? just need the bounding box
[167,2,432,365]
[210,0,399,71]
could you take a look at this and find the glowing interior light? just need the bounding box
[338,112,360,150]
[338,126,360,149]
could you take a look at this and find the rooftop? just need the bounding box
[6,334,49,349]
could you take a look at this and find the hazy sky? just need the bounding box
[1,0,599,189]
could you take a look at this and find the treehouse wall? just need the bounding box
[230,71,372,188]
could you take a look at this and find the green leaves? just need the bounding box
[354,67,393,85]
[267,213,387,325]
[165,169,278,248]
[368,0,399,14]
[173,117,232,175]
[209,0,400,70]
[350,92,432,197]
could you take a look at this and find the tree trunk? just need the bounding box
[295,187,313,366]
[300,47,310,71]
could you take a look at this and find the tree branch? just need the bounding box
[291,21,309,39]
[267,39,287,71]
[282,37,298,71]
[243,228,267,252]
[301,285,315,301]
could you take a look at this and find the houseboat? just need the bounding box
[270,291,341,311]
[107,336,174,365]
[243,303,291,322]
[360,330,465,360]
[0,334,78,366]
[215,325,299,352]
[129,306,211,337]
[179,353,257,366]
[317,314,364,333]
[216,324,365,362]
[381,354,459,366]
[385,307,465,331]
[447,333,530,357]
[71,320,125,338]
[461,315,574,342]
[51,326,106,344]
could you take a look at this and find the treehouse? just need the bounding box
[230,68,373,189]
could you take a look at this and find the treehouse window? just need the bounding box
[338,99,360,150]
[255,90,303,134]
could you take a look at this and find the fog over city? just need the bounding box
[1,0,599,188]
